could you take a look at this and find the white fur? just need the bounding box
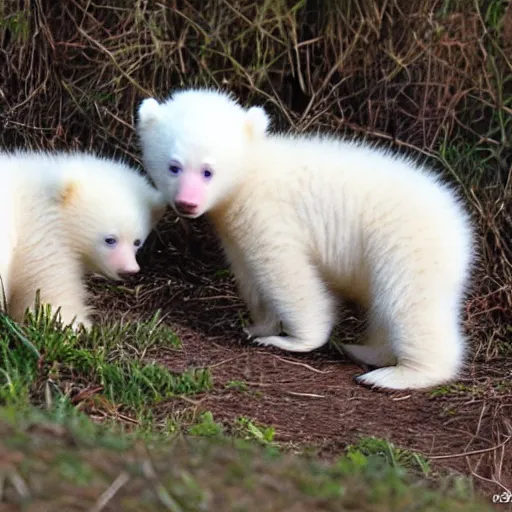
[0,150,167,330]
[0,172,16,311]
[137,88,475,391]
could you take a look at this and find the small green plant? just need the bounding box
[234,417,276,445]
[345,436,431,477]
[225,380,248,392]
[0,10,30,43]
[214,268,231,278]
[187,411,224,438]
[430,382,476,398]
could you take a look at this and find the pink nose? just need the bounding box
[118,263,140,276]
[175,200,198,214]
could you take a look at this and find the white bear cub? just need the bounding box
[136,87,474,391]
[0,150,167,330]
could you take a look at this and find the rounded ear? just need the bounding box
[244,106,270,139]
[138,98,162,128]
[57,180,79,208]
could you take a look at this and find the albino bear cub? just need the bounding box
[137,88,474,391]
[0,151,166,330]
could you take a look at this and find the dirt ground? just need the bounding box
[91,211,512,499]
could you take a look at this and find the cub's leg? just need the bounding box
[0,184,15,312]
[9,251,92,331]
[249,251,338,352]
[241,280,281,339]
[0,219,14,312]
[341,317,397,367]
[354,303,465,390]
[226,250,281,338]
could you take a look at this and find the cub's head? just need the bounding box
[55,156,167,280]
[136,87,270,218]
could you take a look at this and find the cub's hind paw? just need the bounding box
[354,365,450,391]
[243,321,280,339]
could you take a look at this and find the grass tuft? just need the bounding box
[0,307,212,419]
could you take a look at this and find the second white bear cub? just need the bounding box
[0,151,166,330]
[137,88,474,391]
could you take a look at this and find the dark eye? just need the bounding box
[203,168,213,179]
[169,164,182,175]
[134,239,141,248]
[105,236,117,246]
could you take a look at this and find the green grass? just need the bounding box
[233,416,277,445]
[0,306,212,420]
[0,405,494,511]
[346,437,431,478]
[187,411,225,437]
[226,379,249,392]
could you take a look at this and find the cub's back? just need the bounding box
[242,135,473,280]
[245,134,468,230]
